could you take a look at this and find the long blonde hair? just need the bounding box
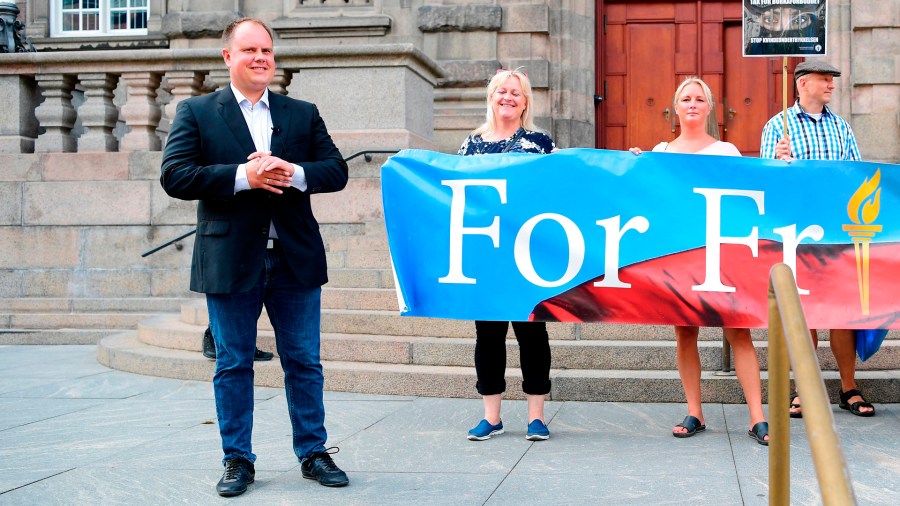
[672,76,720,140]
[472,68,539,137]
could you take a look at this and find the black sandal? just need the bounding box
[673,415,706,438]
[789,391,802,419]
[839,389,875,417]
[748,422,769,446]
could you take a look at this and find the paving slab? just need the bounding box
[488,473,745,505]
[0,398,103,431]
[0,344,897,505]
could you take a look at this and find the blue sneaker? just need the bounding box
[526,419,550,441]
[467,419,504,441]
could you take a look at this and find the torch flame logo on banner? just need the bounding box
[842,169,882,315]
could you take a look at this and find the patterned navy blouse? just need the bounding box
[457,128,556,156]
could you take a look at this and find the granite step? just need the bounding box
[325,234,389,253]
[327,251,393,270]
[322,287,399,311]
[0,312,158,330]
[135,313,900,372]
[0,297,194,344]
[178,298,900,342]
[326,268,395,289]
[96,331,900,403]
[0,328,122,345]
[0,297,192,313]
[178,298,855,342]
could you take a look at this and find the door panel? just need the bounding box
[597,1,801,153]
[722,23,770,156]
[601,1,684,151]
[627,24,677,150]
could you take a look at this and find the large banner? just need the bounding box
[743,0,827,57]
[381,149,900,329]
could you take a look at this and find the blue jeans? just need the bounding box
[206,246,327,464]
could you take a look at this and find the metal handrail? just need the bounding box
[140,229,196,258]
[768,263,856,505]
[141,149,400,258]
[343,149,402,163]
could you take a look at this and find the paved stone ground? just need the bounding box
[0,345,897,505]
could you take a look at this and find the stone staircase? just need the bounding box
[92,227,900,403]
[0,297,191,345]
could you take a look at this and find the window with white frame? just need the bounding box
[51,0,148,37]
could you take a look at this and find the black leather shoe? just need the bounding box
[202,327,216,360]
[216,456,255,497]
[202,327,274,361]
[253,348,274,361]
[301,448,349,487]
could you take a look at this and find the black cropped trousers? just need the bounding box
[473,320,551,396]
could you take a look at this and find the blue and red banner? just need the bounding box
[381,149,899,329]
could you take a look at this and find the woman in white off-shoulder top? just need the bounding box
[630,77,769,446]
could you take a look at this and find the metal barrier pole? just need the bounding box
[767,269,790,505]
[768,263,856,506]
[717,335,734,375]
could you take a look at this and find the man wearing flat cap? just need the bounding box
[760,60,874,419]
[761,61,857,161]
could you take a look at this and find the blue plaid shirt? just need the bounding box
[760,102,861,161]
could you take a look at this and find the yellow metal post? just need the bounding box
[768,269,790,506]
[782,56,789,139]
[768,264,856,505]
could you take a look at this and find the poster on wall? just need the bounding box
[743,0,827,56]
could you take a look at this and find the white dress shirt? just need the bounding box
[231,85,308,193]
[230,85,309,239]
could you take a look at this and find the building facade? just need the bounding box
[0,0,897,304]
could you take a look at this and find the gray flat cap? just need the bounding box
[794,60,841,80]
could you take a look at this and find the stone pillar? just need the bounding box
[268,68,293,95]
[159,70,205,145]
[119,72,162,151]
[418,4,503,152]
[77,73,120,152]
[207,69,231,92]
[0,75,38,153]
[545,0,596,149]
[827,0,852,116]
[848,0,900,163]
[163,71,205,120]
[286,59,438,152]
[33,73,77,153]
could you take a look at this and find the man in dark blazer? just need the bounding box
[161,18,349,497]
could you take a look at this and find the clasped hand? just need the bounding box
[247,151,294,194]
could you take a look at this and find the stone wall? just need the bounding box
[419,1,596,152]
[805,0,899,164]
[845,0,900,164]
[19,1,597,153]
[0,45,441,304]
[3,0,898,307]
[0,151,192,300]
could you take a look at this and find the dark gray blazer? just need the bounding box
[161,86,348,294]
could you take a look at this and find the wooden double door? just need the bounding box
[597,1,800,156]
